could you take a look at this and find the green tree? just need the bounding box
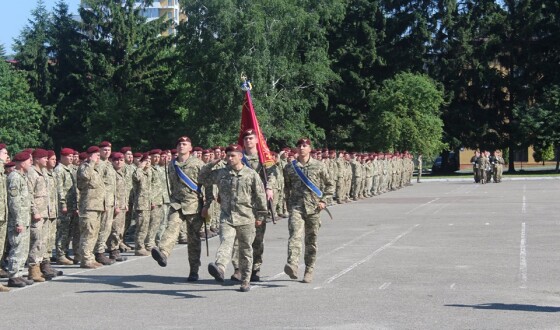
[0,44,6,59]
[368,72,445,157]
[318,0,385,150]
[0,61,45,152]
[177,0,343,148]
[72,0,178,149]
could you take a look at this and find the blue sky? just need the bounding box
[1,0,81,55]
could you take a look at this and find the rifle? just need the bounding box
[197,187,209,257]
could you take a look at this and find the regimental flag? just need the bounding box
[238,85,275,168]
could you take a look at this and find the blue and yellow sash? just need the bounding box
[173,159,198,192]
[291,160,323,198]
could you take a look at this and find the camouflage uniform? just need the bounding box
[54,162,79,261]
[107,167,129,251]
[350,158,362,200]
[6,170,32,279]
[157,155,204,273]
[95,160,116,255]
[335,156,346,203]
[199,163,267,284]
[156,162,172,245]
[77,161,105,265]
[43,169,58,262]
[283,157,334,278]
[146,165,164,250]
[133,166,152,252]
[235,153,277,276]
[27,166,49,267]
[123,163,136,246]
[0,161,7,271]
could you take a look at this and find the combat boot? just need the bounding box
[151,247,167,267]
[303,267,314,283]
[80,262,99,269]
[0,268,9,278]
[57,256,73,265]
[208,262,224,282]
[7,277,26,288]
[240,281,250,292]
[284,263,298,279]
[95,253,115,265]
[250,269,261,282]
[187,266,199,282]
[0,284,10,292]
[41,260,62,278]
[135,248,150,256]
[22,277,34,285]
[109,249,127,262]
[28,264,46,282]
[230,268,241,282]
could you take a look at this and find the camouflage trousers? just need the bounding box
[335,178,345,202]
[134,210,151,251]
[95,209,114,254]
[365,177,373,196]
[29,218,48,266]
[287,209,321,270]
[231,221,266,271]
[7,225,30,278]
[372,175,380,195]
[209,200,220,232]
[158,209,203,271]
[56,212,80,260]
[216,222,255,283]
[0,218,6,261]
[107,209,126,251]
[155,204,170,246]
[178,220,188,242]
[44,218,57,260]
[79,210,103,264]
[146,205,164,250]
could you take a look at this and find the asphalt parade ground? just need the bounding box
[2,178,560,329]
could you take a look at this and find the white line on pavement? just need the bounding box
[522,185,527,214]
[519,222,527,289]
[379,282,391,290]
[315,224,420,289]
[450,283,456,290]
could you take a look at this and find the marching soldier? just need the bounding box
[151,136,205,282]
[200,144,268,292]
[107,152,129,262]
[283,138,334,283]
[94,141,116,265]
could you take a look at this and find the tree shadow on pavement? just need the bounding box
[445,303,560,313]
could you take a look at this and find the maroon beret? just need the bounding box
[32,148,49,159]
[5,161,15,168]
[111,152,124,160]
[13,152,31,162]
[225,144,243,153]
[149,149,162,155]
[296,138,311,147]
[171,149,177,154]
[73,150,79,155]
[98,141,112,148]
[241,129,256,138]
[140,152,150,162]
[176,136,191,145]
[133,152,143,158]
[120,147,131,153]
[202,149,212,155]
[47,150,56,158]
[60,148,74,156]
[193,147,203,152]
[0,143,6,150]
[79,152,88,160]
[87,146,100,154]
[162,150,170,154]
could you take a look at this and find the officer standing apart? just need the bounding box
[151,136,205,282]
[199,144,268,292]
[283,138,334,283]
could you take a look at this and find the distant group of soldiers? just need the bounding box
[470,150,505,184]
[0,133,416,293]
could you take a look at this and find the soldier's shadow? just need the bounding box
[56,274,286,298]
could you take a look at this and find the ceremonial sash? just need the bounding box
[291,160,323,198]
[241,153,253,169]
[172,159,198,192]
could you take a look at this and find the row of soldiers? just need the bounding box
[470,150,505,184]
[0,136,416,292]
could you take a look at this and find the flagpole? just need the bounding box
[240,74,276,224]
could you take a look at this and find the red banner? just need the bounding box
[238,90,275,168]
